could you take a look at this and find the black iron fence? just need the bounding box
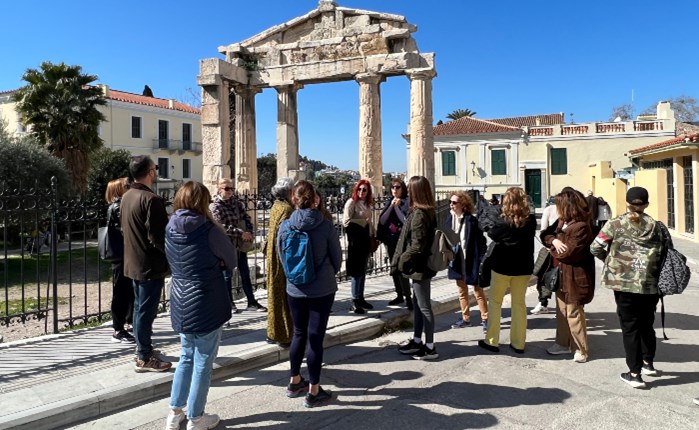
[1,180,452,338]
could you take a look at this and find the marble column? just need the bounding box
[275,84,302,180]
[357,73,383,195]
[407,69,437,187]
[200,79,231,194]
[232,85,261,193]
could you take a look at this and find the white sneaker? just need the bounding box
[530,302,549,315]
[187,413,220,430]
[547,343,571,355]
[573,351,588,363]
[165,412,185,430]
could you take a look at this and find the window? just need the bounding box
[442,151,456,176]
[491,149,506,175]
[158,120,169,149]
[131,116,142,138]
[182,123,192,150]
[157,158,169,179]
[182,159,191,179]
[550,148,567,175]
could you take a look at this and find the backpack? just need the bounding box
[279,221,316,285]
[426,229,455,272]
[656,221,691,296]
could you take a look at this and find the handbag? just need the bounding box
[656,222,691,296]
[98,207,123,262]
[370,236,380,253]
[478,241,496,287]
[235,218,254,253]
[542,265,560,292]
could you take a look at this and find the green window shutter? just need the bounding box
[442,151,456,176]
[491,150,506,175]
[551,148,567,175]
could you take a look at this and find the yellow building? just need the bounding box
[0,85,202,194]
[628,132,698,243]
[433,103,676,209]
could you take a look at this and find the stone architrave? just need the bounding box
[275,84,302,180]
[356,73,383,195]
[233,85,262,192]
[200,79,231,192]
[407,69,437,186]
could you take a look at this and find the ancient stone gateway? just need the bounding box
[198,1,436,194]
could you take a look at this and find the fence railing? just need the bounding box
[1,181,451,339]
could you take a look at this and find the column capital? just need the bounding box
[231,83,262,96]
[356,73,384,85]
[273,83,304,93]
[406,68,437,81]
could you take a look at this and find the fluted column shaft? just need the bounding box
[275,84,301,180]
[357,73,383,195]
[407,70,437,187]
[233,85,261,192]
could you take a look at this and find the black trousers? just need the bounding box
[111,262,134,331]
[385,240,411,300]
[614,291,660,374]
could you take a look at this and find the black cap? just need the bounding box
[626,187,649,205]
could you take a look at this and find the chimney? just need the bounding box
[535,117,541,126]
[100,84,110,97]
[168,99,175,109]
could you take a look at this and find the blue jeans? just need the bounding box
[223,252,256,305]
[132,278,164,360]
[411,278,434,344]
[351,274,366,300]
[169,328,222,419]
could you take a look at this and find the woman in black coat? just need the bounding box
[377,178,411,309]
[444,191,488,331]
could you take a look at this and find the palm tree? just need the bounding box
[13,62,106,194]
[446,108,477,120]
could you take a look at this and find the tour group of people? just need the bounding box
[103,155,685,429]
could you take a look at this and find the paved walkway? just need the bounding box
[0,234,697,430]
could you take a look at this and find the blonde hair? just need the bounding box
[173,181,215,224]
[501,187,530,228]
[105,177,129,203]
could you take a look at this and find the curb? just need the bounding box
[0,289,463,430]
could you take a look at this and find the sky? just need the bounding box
[2,0,698,172]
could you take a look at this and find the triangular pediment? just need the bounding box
[219,1,420,69]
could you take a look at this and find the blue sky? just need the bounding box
[2,0,698,172]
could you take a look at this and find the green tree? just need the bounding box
[13,62,107,194]
[257,153,277,195]
[446,108,477,120]
[0,119,71,194]
[86,147,132,203]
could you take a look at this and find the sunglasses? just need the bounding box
[358,188,368,192]
[391,185,401,190]
[222,187,234,191]
[449,200,460,205]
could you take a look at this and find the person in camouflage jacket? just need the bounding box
[590,187,665,389]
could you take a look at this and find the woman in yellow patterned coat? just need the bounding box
[265,177,295,346]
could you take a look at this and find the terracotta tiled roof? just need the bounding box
[108,89,200,114]
[489,113,564,128]
[434,117,521,136]
[629,132,699,155]
[434,113,564,136]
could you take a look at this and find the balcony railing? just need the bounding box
[633,120,664,131]
[529,126,554,136]
[561,125,589,135]
[152,139,202,152]
[596,122,626,133]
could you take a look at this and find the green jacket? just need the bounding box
[391,208,437,280]
[590,212,664,294]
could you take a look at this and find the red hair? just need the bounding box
[351,179,373,205]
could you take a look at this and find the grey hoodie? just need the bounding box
[276,208,342,298]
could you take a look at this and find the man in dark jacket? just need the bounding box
[121,156,171,372]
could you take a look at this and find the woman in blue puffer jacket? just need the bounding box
[164,181,237,430]
[276,180,342,408]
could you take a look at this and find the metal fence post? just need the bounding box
[50,177,58,334]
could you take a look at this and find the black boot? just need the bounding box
[388,296,404,306]
[358,298,374,310]
[351,300,366,314]
[405,295,414,311]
